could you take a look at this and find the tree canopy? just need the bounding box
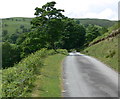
[18,1,86,56]
[2,1,113,68]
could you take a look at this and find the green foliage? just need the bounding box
[99,27,108,34]
[2,66,34,97]
[19,1,86,55]
[2,17,32,43]
[31,1,66,50]
[16,33,27,45]
[0,43,2,69]
[85,24,101,43]
[2,42,21,69]
[19,31,46,57]
[2,17,118,53]
[23,1,86,52]
[56,49,68,55]
[2,17,117,45]
[2,30,8,36]
[61,19,86,50]
[2,48,67,97]
[89,22,120,45]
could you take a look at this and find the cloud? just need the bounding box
[0,0,119,20]
[81,8,117,20]
[55,0,118,20]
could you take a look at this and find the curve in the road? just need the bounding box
[62,52,119,97]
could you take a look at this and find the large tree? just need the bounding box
[20,1,86,56]
[61,19,86,50]
[85,24,101,43]
[31,1,66,50]
[2,42,21,68]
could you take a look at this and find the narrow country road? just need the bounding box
[62,52,119,97]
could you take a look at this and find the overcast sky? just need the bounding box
[0,0,119,20]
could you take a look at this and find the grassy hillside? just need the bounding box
[75,18,116,28]
[89,22,120,45]
[83,34,119,72]
[2,17,32,34]
[2,17,32,43]
[82,22,119,72]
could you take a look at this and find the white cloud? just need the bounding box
[0,0,119,20]
[82,8,117,20]
[56,0,118,20]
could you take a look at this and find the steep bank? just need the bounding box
[83,34,119,72]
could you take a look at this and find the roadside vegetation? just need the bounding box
[31,53,66,97]
[82,23,120,72]
[1,1,119,97]
[89,22,120,45]
[2,1,87,69]
[2,49,68,97]
[83,35,119,72]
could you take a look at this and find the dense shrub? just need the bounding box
[2,48,46,97]
[56,49,68,55]
[2,49,68,97]
[2,42,21,69]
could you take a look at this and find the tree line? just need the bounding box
[2,1,107,69]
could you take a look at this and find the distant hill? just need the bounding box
[2,17,32,43]
[2,17,32,35]
[2,17,117,36]
[75,18,117,28]
[1,17,117,43]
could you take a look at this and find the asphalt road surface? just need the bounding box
[62,52,119,97]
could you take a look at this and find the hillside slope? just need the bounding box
[2,17,117,44]
[89,22,120,46]
[2,17,32,43]
[2,17,116,37]
[75,18,116,27]
[2,17,32,34]
[83,33,119,72]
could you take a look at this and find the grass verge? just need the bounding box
[31,54,66,97]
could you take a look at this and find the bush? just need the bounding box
[2,48,52,97]
[56,49,68,55]
[2,66,34,97]
[2,42,21,69]
[2,48,67,97]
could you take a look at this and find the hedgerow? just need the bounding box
[2,48,68,97]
